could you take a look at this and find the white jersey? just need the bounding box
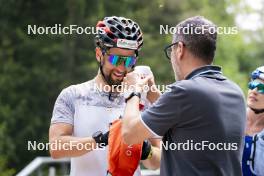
[51,79,141,176]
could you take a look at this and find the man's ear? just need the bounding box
[95,47,102,62]
[176,42,185,60]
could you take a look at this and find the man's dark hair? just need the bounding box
[173,16,217,64]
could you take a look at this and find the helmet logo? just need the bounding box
[117,39,138,50]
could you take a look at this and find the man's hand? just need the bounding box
[123,72,152,93]
[92,131,109,147]
[123,72,140,87]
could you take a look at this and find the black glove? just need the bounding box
[92,131,109,147]
[92,131,153,159]
[141,140,153,160]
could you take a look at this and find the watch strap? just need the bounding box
[125,92,141,103]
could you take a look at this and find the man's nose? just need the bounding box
[252,87,259,94]
[116,61,126,72]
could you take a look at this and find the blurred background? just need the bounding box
[0,0,263,175]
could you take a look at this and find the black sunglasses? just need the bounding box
[164,42,185,60]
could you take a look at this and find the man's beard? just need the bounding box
[104,70,126,86]
[100,61,125,86]
[106,75,122,86]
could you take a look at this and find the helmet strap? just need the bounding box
[250,107,264,114]
[99,57,112,86]
[99,60,115,100]
[98,48,111,85]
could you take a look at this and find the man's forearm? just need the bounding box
[122,96,141,144]
[49,136,97,158]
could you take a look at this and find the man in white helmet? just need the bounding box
[49,16,161,176]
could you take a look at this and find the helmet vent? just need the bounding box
[104,38,111,43]
[125,27,131,35]
[132,27,136,33]
[116,25,123,31]
[107,32,115,39]
[121,19,127,24]
[118,33,125,39]
[107,20,114,25]
[132,35,137,40]
[110,27,116,33]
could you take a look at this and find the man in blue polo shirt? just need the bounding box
[121,16,246,176]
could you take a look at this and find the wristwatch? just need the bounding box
[124,91,141,103]
[92,131,103,144]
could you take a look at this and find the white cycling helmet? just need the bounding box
[251,66,264,80]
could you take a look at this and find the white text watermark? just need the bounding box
[160,24,238,35]
[27,24,104,35]
[28,140,238,152]
[160,140,238,151]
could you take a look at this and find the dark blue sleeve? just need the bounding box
[141,84,188,136]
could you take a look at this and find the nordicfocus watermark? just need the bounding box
[160,24,238,35]
[27,24,105,35]
[160,140,238,151]
[93,83,172,93]
[28,140,238,152]
[28,140,106,151]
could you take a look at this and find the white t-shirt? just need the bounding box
[51,79,141,176]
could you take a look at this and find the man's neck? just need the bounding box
[247,108,264,124]
[182,58,208,80]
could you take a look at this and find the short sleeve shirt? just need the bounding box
[141,65,246,176]
[51,80,141,176]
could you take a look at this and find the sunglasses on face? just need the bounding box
[248,81,264,94]
[106,54,137,68]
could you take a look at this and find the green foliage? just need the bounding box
[0,156,15,176]
[0,0,263,174]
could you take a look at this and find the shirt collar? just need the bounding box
[185,65,222,80]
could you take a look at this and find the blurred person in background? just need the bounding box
[243,66,264,176]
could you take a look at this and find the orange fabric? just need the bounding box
[107,119,143,176]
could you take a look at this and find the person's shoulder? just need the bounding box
[73,79,96,92]
[169,80,197,92]
[60,79,95,98]
[216,77,245,99]
[226,78,244,94]
[169,79,211,98]
[164,81,189,96]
